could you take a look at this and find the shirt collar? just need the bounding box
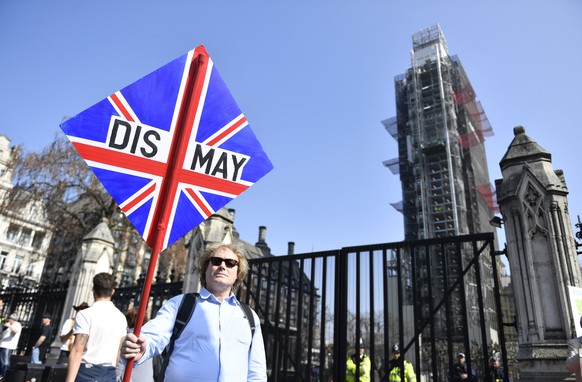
[199,287,238,305]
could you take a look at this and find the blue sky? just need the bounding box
[1,1,581,256]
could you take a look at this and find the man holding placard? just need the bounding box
[121,244,267,381]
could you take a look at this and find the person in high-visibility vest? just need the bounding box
[388,344,416,382]
[346,338,371,382]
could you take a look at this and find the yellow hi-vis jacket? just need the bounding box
[388,359,416,382]
[346,354,371,382]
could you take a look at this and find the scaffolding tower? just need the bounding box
[383,24,501,345]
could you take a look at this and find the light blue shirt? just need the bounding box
[138,288,267,382]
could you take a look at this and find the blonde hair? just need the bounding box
[198,244,249,293]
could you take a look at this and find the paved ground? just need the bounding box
[6,349,64,382]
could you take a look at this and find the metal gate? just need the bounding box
[237,232,510,382]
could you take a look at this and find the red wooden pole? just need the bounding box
[121,243,163,382]
[122,46,208,382]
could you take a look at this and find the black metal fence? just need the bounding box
[1,233,509,382]
[237,232,510,382]
[112,278,184,320]
[0,285,67,356]
[0,279,183,356]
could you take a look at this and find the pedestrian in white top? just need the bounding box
[121,244,267,382]
[58,302,89,365]
[0,313,22,380]
[65,273,127,382]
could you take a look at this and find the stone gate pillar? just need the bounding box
[60,218,115,327]
[495,126,582,381]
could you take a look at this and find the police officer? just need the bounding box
[449,352,477,381]
[346,338,371,382]
[388,344,416,382]
[486,354,511,382]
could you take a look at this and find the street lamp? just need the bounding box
[489,216,504,228]
[575,215,582,255]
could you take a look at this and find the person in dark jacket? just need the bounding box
[449,352,476,381]
[31,313,53,364]
[486,354,511,382]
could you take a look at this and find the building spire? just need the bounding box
[500,125,551,170]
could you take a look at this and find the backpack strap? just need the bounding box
[158,292,198,382]
[239,302,256,339]
[158,293,256,381]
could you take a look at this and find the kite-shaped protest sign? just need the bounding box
[59,45,272,381]
[61,45,272,251]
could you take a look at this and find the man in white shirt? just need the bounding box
[65,273,127,382]
[121,244,267,382]
[0,313,22,380]
[57,302,89,365]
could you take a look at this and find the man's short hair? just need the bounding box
[198,244,248,293]
[93,272,115,298]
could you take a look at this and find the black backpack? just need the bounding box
[156,293,256,382]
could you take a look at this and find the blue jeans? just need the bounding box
[31,347,41,364]
[76,363,116,382]
[0,347,13,377]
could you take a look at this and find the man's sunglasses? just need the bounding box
[209,257,239,268]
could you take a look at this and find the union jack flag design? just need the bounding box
[60,46,273,251]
